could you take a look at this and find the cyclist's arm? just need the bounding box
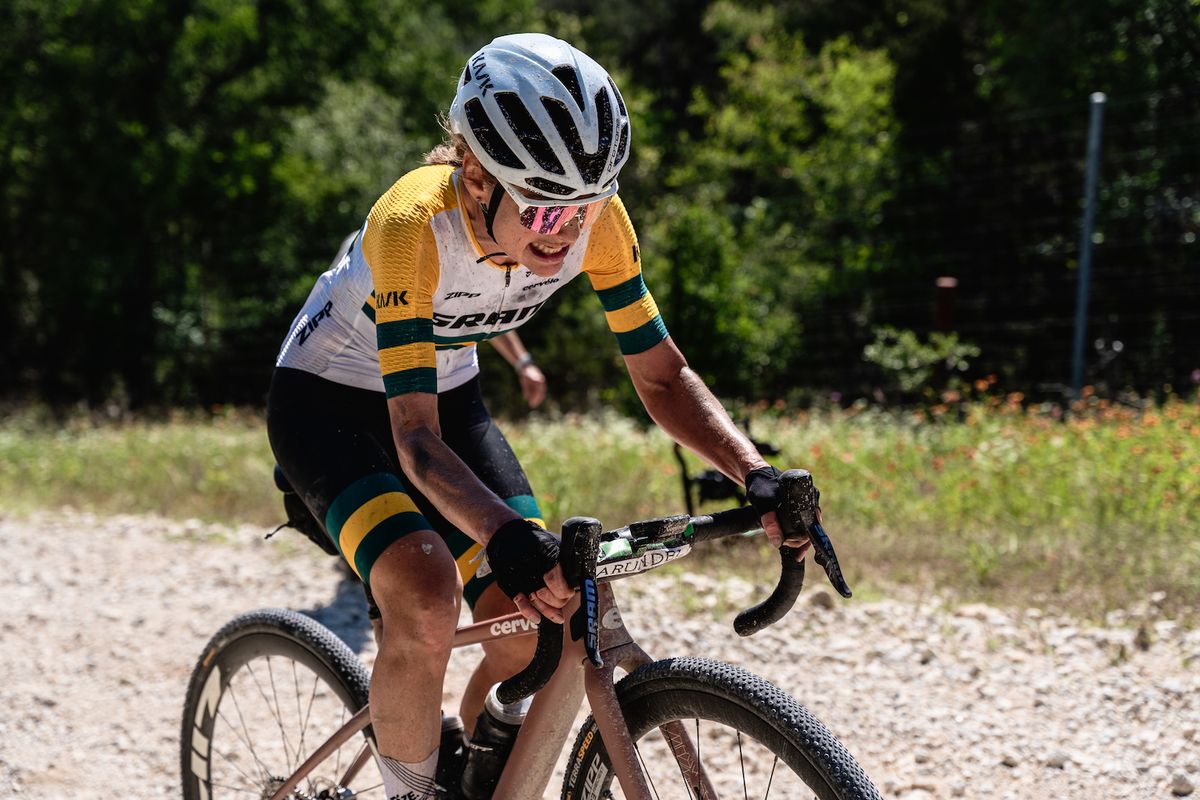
[386,393,521,544]
[624,338,788,545]
[490,331,547,408]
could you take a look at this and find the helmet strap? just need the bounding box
[482,183,505,242]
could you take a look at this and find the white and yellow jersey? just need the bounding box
[276,165,668,397]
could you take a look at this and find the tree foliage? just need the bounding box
[1,0,1196,412]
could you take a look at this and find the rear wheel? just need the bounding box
[180,608,382,799]
[561,657,880,800]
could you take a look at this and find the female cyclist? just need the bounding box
[267,33,804,799]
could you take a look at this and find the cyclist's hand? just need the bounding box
[518,363,547,408]
[746,466,812,562]
[486,518,573,624]
[518,563,572,624]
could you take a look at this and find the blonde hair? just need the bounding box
[423,116,468,166]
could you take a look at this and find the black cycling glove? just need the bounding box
[745,465,784,517]
[485,518,560,599]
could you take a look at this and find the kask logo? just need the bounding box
[377,290,408,308]
[471,53,494,96]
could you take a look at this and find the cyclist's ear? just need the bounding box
[461,151,495,205]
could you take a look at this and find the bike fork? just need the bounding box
[584,586,720,800]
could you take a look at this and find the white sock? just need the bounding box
[380,749,439,800]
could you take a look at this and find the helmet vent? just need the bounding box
[460,66,470,87]
[465,98,525,170]
[495,92,566,176]
[608,77,627,117]
[552,66,586,112]
[542,93,612,186]
[525,177,575,196]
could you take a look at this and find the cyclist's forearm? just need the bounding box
[389,414,520,543]
[488,330,528,368]
[630,354,767,484]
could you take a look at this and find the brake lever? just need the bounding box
[778,470,852,598]
[808,519,851,598]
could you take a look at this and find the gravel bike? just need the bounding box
[180,470,880,799]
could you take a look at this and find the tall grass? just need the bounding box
[1,395,1196,620]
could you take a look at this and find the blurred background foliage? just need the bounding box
[1,0,1196,414]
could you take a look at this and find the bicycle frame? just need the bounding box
[266,581,705,800]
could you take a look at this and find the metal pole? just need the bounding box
[1071,92,1106,397]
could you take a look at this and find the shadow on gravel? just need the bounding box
[300,561,374,654]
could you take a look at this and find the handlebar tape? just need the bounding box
[734,546,805,636]
[495,516,603,704]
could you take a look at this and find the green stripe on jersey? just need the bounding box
[614,316,668,355]
[595,275,649,312]
[377,317,433,349]
[383,367,437,396]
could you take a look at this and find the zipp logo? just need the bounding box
[446,291,481,300]
[490,617,537,636]
[297,301,334,345]
[583,759,609,799]
[189,664,222,800]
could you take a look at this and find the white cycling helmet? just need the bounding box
[449,33,631,202]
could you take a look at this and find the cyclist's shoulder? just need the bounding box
[582,193,640,274]
[369,164,459,230]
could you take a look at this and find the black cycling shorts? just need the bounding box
[266,367,544,609]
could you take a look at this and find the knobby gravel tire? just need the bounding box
[180,607,376,800]
[561,656,880,800]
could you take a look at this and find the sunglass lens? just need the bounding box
[519,205,572,235]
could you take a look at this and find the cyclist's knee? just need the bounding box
[368,532,460,653]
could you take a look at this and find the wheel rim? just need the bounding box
[189,648,383,799]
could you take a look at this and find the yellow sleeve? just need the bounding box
[582,197,669,355]
[361,167,452,397]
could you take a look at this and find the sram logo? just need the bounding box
[432,301,545,329]
[490,617,537,636]
[189,664,222,800]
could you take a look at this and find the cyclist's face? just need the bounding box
[462,155,587,277]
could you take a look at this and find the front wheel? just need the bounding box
[561,656,880,800]
[180,608,382,800]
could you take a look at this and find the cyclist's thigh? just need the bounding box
[436,377,546,609]
[267,367,443,588]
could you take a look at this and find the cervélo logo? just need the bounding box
[490,616,537,636]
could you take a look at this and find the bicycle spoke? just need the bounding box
[249,658,296,769]
[210,734,269,790]
[265,656,294,772]
[633,736,664,800]
[762,755,778,799]
[208,777,272,796]
[737,730,748,800]
[292,659,307,763]
[221,684,272,787]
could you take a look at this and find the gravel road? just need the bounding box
[1,509,1196,799]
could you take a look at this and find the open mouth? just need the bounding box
[529,241,569,259]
